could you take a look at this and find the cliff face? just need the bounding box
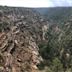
[0,6,49,72]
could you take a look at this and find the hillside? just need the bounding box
[0,6,72,72]
[34,7,72,72]
[0,6,49,72]
[35,7,72,23]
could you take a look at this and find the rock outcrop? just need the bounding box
[0,6,48,72]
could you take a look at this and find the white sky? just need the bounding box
[0,0,52,7]
[0,0,72,8]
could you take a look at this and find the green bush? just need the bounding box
[50,58,63,72]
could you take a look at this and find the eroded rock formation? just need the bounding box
[0,6,48,72]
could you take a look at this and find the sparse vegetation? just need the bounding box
[0,6,72,72]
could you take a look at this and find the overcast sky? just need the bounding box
[0,0,72,7]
